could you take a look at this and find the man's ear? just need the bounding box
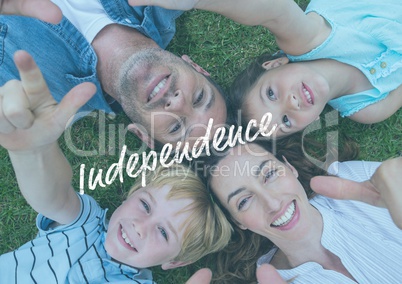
[282,155,299,178]
[128,123,155,149]
[181,54,211,76]
[161,260,192,270]
[261,57,289,70]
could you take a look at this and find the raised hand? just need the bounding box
[311,157,402,229]
[185,268,212,284]
[0,50,96,152]
[127,0,199,10]
[257,264,287,284]
[0,0,62,23]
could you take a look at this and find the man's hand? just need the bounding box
[0,0,62,24]
[0,50,96,152]
[128,0,199,11]
[185,268,212,284]
[311,157,402,229]
[257,264,286,284]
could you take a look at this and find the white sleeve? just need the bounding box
[327,160,382,182]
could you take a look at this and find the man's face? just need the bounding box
[117,48,227,148]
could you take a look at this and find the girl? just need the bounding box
[202,139,402,283]
[129,0,402,137]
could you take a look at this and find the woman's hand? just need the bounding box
[311,157,402,229]
[0,0,62,23]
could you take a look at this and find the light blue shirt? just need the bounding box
[258,161,402,283]
[0,1,183,119]
[0,193,154,283]
[287,0,402,117]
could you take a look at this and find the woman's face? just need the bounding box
[211,143,316,243]
[242,58,330,137]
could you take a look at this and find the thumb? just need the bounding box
[55,82,97,128]
[257,264,286,284]
[185,268,212,284]
[311,176,382,206]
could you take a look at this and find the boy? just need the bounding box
[0,51,232,283]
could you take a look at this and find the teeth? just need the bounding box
[271,201,295,227]
[121,227,136,250]
[149,78,167,101]
[302,86,313,104]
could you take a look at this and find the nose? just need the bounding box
[165,90,186,111]
[133,219,146,239]
[261,192,281,213]
[285,93,300,110]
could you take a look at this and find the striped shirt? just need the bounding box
[0,193,154,283]
[258,161,402,283]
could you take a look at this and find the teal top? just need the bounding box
[287,0,402,117]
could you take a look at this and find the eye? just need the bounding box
[238,196,251,211]
[170,121,182,133]
[266,88,276,101]
[282,115,291,127]
[263,169,278,183]
[193,91,204,106]
[141,200,150,213]
[158,227,169,241]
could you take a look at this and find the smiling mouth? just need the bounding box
[302,84,313,104]
[148,76,169,102]
[271,201,296,227]
[120,227,138,252]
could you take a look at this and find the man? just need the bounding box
[0,0,227,149]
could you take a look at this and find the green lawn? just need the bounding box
[1,2,401,283]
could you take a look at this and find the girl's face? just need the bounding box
[243,58,330,137]
[105,184,192,270]
[211,144,316,244]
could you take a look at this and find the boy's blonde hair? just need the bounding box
[127,164,232,264]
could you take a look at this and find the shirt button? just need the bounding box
[370,68,376,74]
[380,62,387,68]
[125,18,132,24]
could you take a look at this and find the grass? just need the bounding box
[1,1,401,283]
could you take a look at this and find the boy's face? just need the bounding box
[105,184,193,269]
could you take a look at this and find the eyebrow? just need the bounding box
[253,160,273,176]
[227,187,246,204]
[146,191,179,242]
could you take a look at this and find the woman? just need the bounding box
[202,140,402,283]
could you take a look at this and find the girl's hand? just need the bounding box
[128,0,199,11]
[311,157,402,229]
[0,50,95,152]
[0,0,62,23]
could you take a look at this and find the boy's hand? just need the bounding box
[185,268,212,284]
[311,157,402,229]
[128,0,199,11]
[257,264,286,284]
[0,50,96,152]
[0,0,62,23]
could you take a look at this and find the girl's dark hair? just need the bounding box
[227,52,286,126]
[195,131,359,283]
